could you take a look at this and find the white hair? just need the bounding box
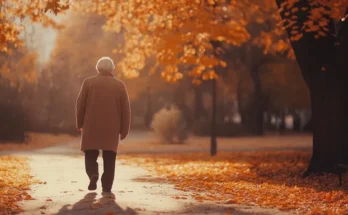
[96,56,115,73]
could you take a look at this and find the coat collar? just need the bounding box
[98,71,114,77]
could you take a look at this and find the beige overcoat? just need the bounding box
[76,72,131,152]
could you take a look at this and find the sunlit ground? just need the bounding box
[120,152,348,215]
[0,133,78,151]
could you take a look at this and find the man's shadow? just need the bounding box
[56,192,137,215]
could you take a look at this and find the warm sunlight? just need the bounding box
[1,0,347,215]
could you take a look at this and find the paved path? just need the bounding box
[7,144,293,215]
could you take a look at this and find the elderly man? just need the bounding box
[76,56,131,193]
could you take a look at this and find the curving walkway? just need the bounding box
[8,142,294,215]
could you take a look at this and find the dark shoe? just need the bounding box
[102,190,116,199]
[88,175,98,191]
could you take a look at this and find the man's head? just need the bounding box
[96,56,115,73]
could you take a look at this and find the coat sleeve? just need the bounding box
[76,79,89,129]
[120,83,131,137]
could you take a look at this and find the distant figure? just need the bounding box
[75,57,131,194]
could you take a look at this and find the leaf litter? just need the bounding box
[120,151,348,215]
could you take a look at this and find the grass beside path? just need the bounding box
[0,133,78,151]
[120,151,348,215]
[0,156,37,215]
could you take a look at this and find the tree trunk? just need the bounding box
[249,63,265,135]
[210,78,217,156]
[337,12,348,165]
[194,85,205,121]
[276,0,348,174]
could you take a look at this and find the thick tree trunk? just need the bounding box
[276,0,348,174]
[336,12,348,165]
[306,77,344,174]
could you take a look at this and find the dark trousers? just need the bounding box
[84,150,117,191]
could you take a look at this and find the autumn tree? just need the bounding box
[0,0,69,139]
[276,0,348,174]
[0,0,68,55]
[0,47,38,141]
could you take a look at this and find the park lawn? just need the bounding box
[0,156,37,214]
[0,133,78,151]
[121,151,348,215]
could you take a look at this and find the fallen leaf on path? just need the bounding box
[173,196,187,200]
[225,199,236,204]
[46,198,53,202]
[134,208,146,211]
[25,194,33,200]
[78,189,84,191]
[39,205,47,209]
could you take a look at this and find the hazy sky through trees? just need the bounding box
[21,11,71,67]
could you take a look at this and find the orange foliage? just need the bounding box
[0,0,68,54]
[72,0,347,83]
[0,156,35,215]
[74,0,265,82]
[0,0,69,85]
[0,48,38,88]
[121,152,348,215]
[2,0,347,83]
[278,0,348,39]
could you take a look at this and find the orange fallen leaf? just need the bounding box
[225,199,236,204]
[24,194,32,200]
